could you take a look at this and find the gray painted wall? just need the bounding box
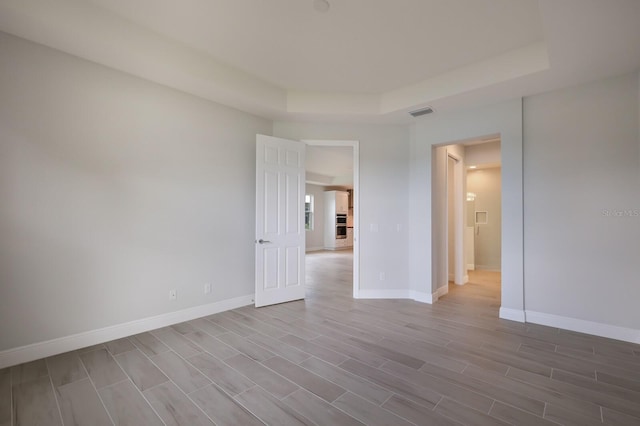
[1,30,638,357]
[0,33,271,351]
[523,72,640,329]
[409,99,524,312]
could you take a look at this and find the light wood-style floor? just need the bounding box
[2,250,640,425]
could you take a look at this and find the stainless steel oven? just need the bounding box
[336,213,347,239]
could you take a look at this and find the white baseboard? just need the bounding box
[475,265,501,271]
[305,247,324,252]
[415,285,448,304]
[446,273,469,285]
[411,291,434,304]
[357,289,411,299]
[355,287,448,304]
[526,310,640,344]
[499,307,526,323]
[467,264,475,270]
[434,285,449,301]
[453,275,469,286]
[0,294,254,369]
[356,289,435,304]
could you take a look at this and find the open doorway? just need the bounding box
[439,137,502,306]
[303,140,359,299]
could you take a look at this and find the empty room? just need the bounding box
[1,1,639,425]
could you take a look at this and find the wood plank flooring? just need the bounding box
[2,250,640,425]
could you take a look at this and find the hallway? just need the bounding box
[447,270,502,312]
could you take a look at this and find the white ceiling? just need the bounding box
[86,0,544,94]
[0,0,639,123]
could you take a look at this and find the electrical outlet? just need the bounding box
[204,283,211,294]
[169,289,177,301]
[379,272,385,281]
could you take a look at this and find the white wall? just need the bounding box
[0,33,272,353]
[409,99,523,313]
[305,184,326,251]
[523,72,640,333]
[273,122,410,293]
[467,167,502,271]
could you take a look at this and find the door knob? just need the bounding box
[258,239,271,244]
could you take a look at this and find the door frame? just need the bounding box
[446,150,467,286]
[303,139,360,298]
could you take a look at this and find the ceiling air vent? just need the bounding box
[409,106,434,118]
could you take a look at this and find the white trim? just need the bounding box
[435,285,449,300]
[305,246,324,252]
[445,151,466,287]
[357,289,412,299]
[411,291,434,304]
[355,289,435,304]
[467,264,475,270]
[315,284,451,305]
[475,265,501,271]
[453,276,468,286]
[323,247,352,251]
[355,287,450,304]
[499,307,526,323]
[440,285,449,297]
[0,294,253,369]
[526,311,640,344]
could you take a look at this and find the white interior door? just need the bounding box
[255,134,306,307]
